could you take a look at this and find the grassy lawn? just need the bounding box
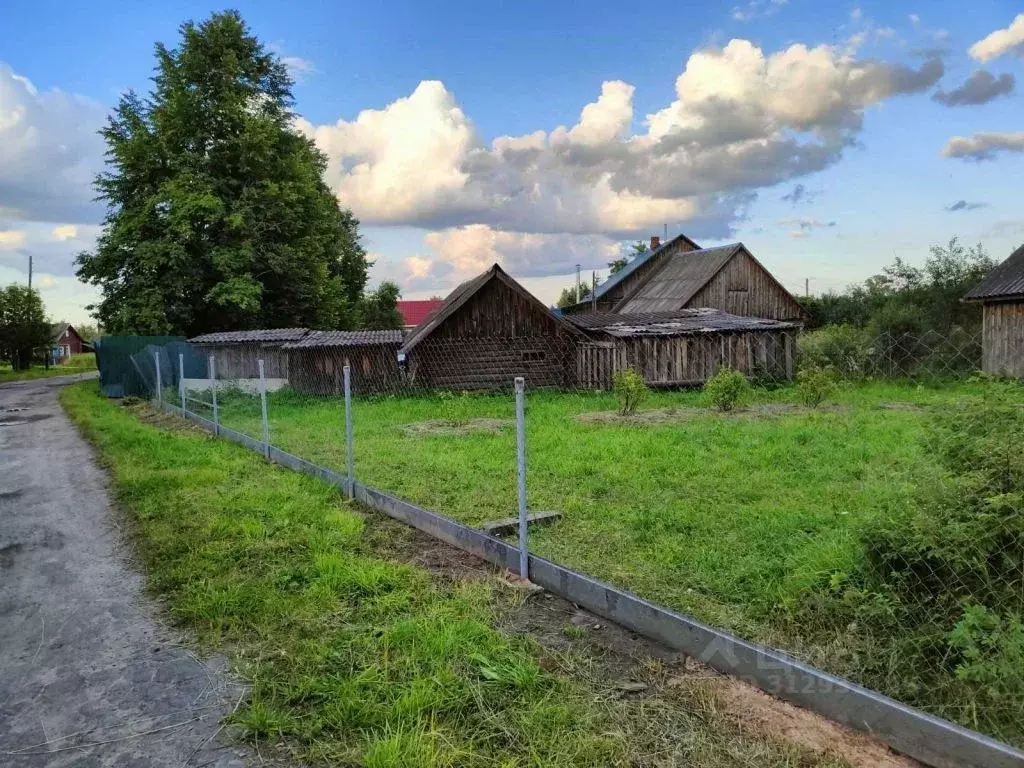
[63,381,852,767]
[0,352,96,383]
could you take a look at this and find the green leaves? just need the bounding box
[75,11,369,336]
[0,286,51,370]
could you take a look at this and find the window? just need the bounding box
[521,350,546,363]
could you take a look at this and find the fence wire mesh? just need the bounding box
[132,326,1024,750]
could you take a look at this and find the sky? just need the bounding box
[1,0,1023,325]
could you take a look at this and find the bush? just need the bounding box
[795,366,837,408]
[703,367,749,412]
[613,367,648,416]
[797,325,870,378]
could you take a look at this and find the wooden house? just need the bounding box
[52,323,87,362]
[568,237,804,322]
[964,244,1024,378]
[567,309,797,388]
[399,264,586,391]
[188,328,308,391]
[283,330,405,395]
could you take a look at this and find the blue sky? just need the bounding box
[1,0,1022,323]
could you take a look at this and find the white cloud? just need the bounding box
[281,56,316,82]
[50,224,78,241]
[0,229,27,249]
[969,13,1024,62]
[779,217,836,238]
[909,14,920,27]
[37,274,57,289]
[302,38,942,244]
[942,131,1024,160]
[0,63,105,223]
[731,0,788,22]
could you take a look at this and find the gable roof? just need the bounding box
[964,244,1024,302]
[566,308,795,337]
[52,322,74,342]
[399,264,583,354]
[189,328,310,344]
[396,299,444,327]
[592,233,701,300]
[616,243,742,313]
[282,330,405,349]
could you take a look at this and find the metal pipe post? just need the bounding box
[258,359,270,458]
[153,351,162,406]
[179,353,186,412]
[208,354,219,435]
[343,363,354,499]
[515,376,528,579]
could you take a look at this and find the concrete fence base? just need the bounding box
[151,398,1024,768]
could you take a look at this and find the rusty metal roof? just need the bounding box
[964,244,1024,301]
[282,329,405,349]
[566,309,795,337]
[189,328,311,344]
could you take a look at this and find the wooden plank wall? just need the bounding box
[199,343,289,379]
[687,251,804,321]
[575,330,794,388]
[411,338,571,391]
[289,345,403,395]
[982,301,1024,377]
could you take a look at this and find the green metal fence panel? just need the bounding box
[93,335,185,397]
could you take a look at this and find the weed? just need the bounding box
[703,367,749,411]
[613,367,648,415]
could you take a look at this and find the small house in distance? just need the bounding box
[566,309,797,388]
[567,236,804,322]
[52,323,87,362]
[399,264,585,391]
[964,244,1024,378]
[283,330,405,395]
[188,328,309,391]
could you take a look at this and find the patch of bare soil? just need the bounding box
[576,403,846,425]
[714,679,917,768]
[398,417,512,437]
[357,502,919,768]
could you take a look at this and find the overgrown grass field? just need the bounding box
[209,378,1024,744]
[64,382,850,767]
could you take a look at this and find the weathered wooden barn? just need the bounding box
[399,264,585,391]
[964,244,1024,378]
[283,330,405,395]
[567,237,804,322]
[567,309,797,388]
[188,328,309,391]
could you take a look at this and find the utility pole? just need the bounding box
[576,264,581,302]
[27,252,32,291]
[591,271,597,312]
[663,222,668,242]
[805,278,809,297]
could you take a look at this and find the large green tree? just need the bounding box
[76,11,368,336]
[0,286,51,370]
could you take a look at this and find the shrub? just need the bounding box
[613,367,648,416]
[795,366,837,408]
[703,367,749,412]
[797,325,870,378]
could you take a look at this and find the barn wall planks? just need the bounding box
[982,301,1024,378]
[687,250,804,321]
[289,344,404,395]
[194,343,290,379]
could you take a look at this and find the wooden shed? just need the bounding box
[188,328,309,391]
[566,309,797,388]
[283,330,405,395]
[399,264,586,391]
[964,244,1024,378]
[567,239,804,322]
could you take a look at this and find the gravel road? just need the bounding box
[0,375,252,767]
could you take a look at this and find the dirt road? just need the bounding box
[0,376,251,767]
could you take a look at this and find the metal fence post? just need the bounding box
[258,359,270,459]
[179,353,186,413]
[515,376,528,580]
[153,351,162,406]
[208,354,219,435]
[343,363,354,499]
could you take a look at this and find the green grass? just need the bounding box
[0,352,95,383]
[62,382,849,767]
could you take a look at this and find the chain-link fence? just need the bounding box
[125,325,1024,753]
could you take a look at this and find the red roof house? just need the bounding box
[396,299,444,329]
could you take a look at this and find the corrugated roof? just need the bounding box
[616,244,742,313]
[282,330,405,349]
[964,245,1024,301]
[189,328,311,344]
[566,308,795,337]
[592,234,701,299]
